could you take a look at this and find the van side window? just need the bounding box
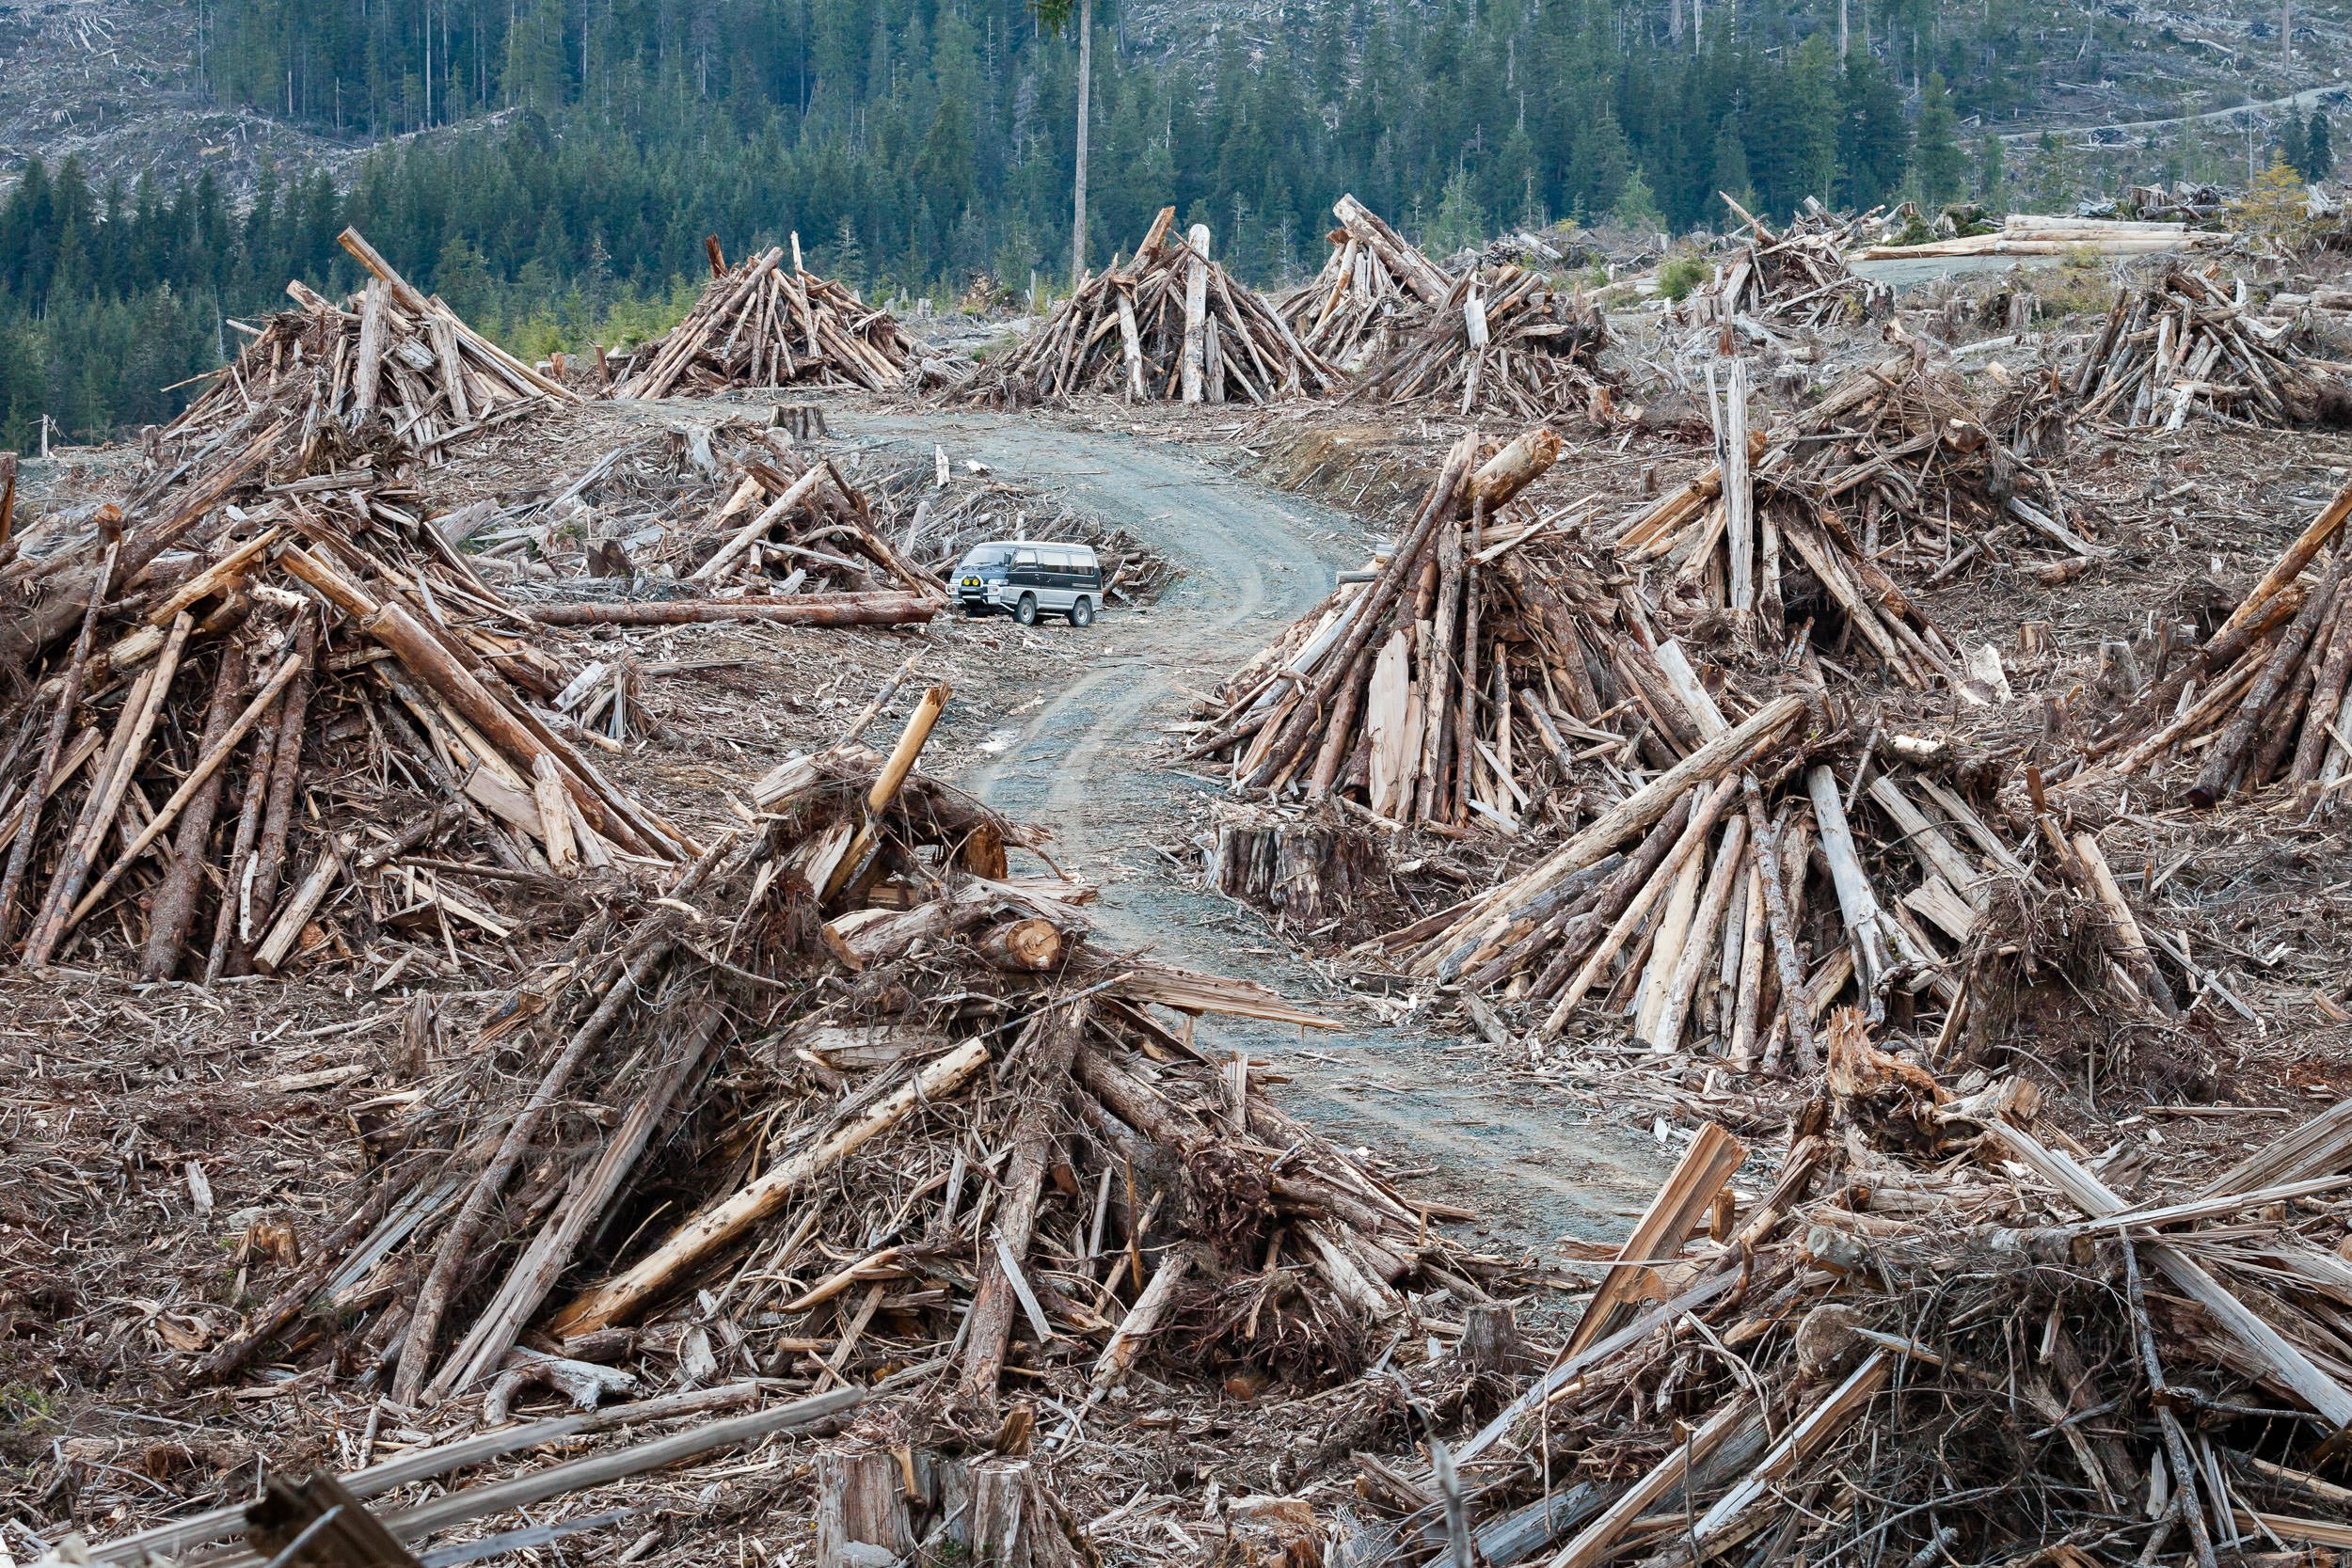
[1014,549,1039,567]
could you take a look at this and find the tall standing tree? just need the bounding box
[1033,0,1095,287]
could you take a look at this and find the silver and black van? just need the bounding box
[954,541,1103,626]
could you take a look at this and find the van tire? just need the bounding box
[1067,597,1094,627]
[1014,594,1039,626]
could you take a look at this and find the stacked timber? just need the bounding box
[1344,263,1617,421]
[612,237,918,397]
[162,229,575,469]
[0,452,692,982]
[1183,429,1584,831]
[965,209,1338,405]
[1862,213,2223,260]
[1699,196,1889,329]
[172,696,1506,1436]
[1355,1088,2352,1568]
[1277,194,1457,370]
[1375,709,2170,1057]
[1611,359,1963,689]
[522,446,946,628]
[2065,475,2352,809]
[2068,264,2350,428]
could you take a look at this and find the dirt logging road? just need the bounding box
[841,409,1676,1252]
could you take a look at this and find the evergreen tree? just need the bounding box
[1911,73,1966,209]
[2304,113,2334,181]
[1710,118,1754,221]
[1613,166,1664,232]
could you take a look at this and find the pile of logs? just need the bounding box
[1363,1087,2352,1567]
[175,695,1503,1446]
[1376,709,2169,1057]
[0,451,691,982]
[2065,476,2352,809]
[966,209,1337,405]
[163,229,576,469]
[1612,360,1963,689]
[1698,197,1889,329]
[1344,264,1617,421]
[1183,429,1581,831]
[1277,194,1456,371]
[520,445,946,629]
[612,236,919,397]
[2069,264,2347,428]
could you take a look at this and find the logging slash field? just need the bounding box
[9,207,2352,1568]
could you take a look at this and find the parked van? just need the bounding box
[954,541,1104,626]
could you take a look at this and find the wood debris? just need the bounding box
[2068,263,2352,429]
[2065,474,2352,808]
[612,234,918,397]
[1277,194,1457,371]
[161,228,575,472]
[1696,196,1890,330]
[965,208,1337,406]
[0,429,690,982]
[1864,211,2226,260]
[1184,428,1574,830]
[1343,263,1618,422]
[1350,1085,2352,1568]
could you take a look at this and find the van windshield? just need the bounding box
[960,545,1015,573]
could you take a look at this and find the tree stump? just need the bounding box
[814,1446,914,1568]
[1461,1301,1525,1375]
[1205,802,1382,926]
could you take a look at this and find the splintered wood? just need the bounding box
[2069,263,2350,429]
[164,227,575,470]
[612,236,917,397]
[1185,428,1566,831]
[968,208,1337,406]
[1375,1088,2352,1568]
[1278,194,1458,370]
[0,433,691,982]
[1697,195,1890,330]
[2067,474,2352,808]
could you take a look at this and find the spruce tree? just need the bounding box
[1911,73,1967,210]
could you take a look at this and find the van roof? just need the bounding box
[967,539,1097,557]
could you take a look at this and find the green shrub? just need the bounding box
[1657,254,1711,301]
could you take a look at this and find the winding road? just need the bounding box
[837,409,1672,1254]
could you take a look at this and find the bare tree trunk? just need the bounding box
[1072,0,1093,286]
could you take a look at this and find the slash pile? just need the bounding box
[521,443,946,629]
[2064,477,2352,809]
[966,209,1337,405]
[146,693,1502,1501]
[2069,263,2352,429]
[163,228,576,469]
[1182,429,1575,831]
[1611,359,1963,689]
[1370,1085,2352,1568]
[1278,194,1457,370]
[1696,198,1888,329]
[0,434,691,983]
[1344,263,1617,422]
[612,239,919,397]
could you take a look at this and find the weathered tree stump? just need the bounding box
[1205,803,1383,926]
[814,1445,914,1568]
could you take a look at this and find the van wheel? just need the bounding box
[1014,594,1039,626]
[1067,597,1094,627]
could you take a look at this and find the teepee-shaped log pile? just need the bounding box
[1345,263,1616,421]
[1697,196,1888,328]
[615,237,918,397]
[1613,360,1961,689]
[2069,263,2340,429]
[2066,477,2352,809]
[1377,702,2166,1061]
[1277,194,1456,369]
[971,209,1337,405]
[1185,429,1579,829]
[0,454,690,982]
[163,229,575,469]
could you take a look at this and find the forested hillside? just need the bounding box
[0,0,2337,444]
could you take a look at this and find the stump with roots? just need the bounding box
[1204,802,1384,927]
